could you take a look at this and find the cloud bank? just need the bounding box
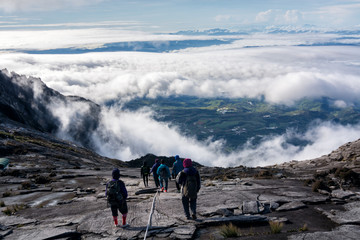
[2,43,360,106]
[52,104,360,167]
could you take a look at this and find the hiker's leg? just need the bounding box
[159,178,164,189]
[110,204,118,226]
[154,175,160,187]
[122,214,127,225]
[164,178,168,190]
[142,175,146,186]
[181,196,190,218]
[190,198,197,215]
[145,175,149,186]
[119,201,128,225]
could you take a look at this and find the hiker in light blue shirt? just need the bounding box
[156,159,171,192]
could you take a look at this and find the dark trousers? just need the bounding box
[159,178,168,190]
[110,201,128,217]
[143,174,149,187]
[153,174,160,187]
[181,196,197,218]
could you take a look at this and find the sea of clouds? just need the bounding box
[1,29,360,167]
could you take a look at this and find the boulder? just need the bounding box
[331,189,356,199]
[242,201,261,214]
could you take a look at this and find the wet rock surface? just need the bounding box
[1,162,359,239]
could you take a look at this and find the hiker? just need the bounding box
[172,155,184,192]
[176,158,201,220]
[140,161,150,187]
[150,158,161,188]
[106,168,129,228]
[157,159,171,192]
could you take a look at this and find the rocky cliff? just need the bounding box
[0,69,101,149]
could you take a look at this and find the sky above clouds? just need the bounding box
[0,0,360,31]
[1,0,360,166]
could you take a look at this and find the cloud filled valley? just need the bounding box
[1,31,360,167]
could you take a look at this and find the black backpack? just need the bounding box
[142,166,150,175]
[183,172,198,199]
[107,180,123,204]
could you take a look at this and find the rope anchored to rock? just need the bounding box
[144,190,159,240]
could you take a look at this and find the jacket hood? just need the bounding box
[183,158,192,168]
[112,168,120,180]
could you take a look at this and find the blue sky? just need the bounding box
[1,0,360,31]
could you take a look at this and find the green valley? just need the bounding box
[121,96,360,152]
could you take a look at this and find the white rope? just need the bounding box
[144,190,159,240]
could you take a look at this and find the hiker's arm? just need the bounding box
[167,167,171,179]
[120,182,128,199]
[196,172,201,191]
[156,166,160,175]
[177,171,185,185]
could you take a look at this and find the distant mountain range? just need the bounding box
[5,27,358,54]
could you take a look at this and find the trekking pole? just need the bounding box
[144,190,159,240]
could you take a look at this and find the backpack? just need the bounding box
[159,166,167,178]
[107,180,123,204]
[183,172,198,199]
[141,166,150,175]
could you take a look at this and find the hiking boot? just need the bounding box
[186,216,191,220]
[161,187,164,192]
[192,214,197,220]
[164,190,167,193]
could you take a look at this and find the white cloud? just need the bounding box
[50,102,360,167]
[0,0,105,13]
[256,9,302,25]
[235,121,360,167]
[255,9,276,23]
[284,10,301,24]
[2,38,360,106]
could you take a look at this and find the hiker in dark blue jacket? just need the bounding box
[157,159,171,192]
[140,161,150,187]
[106,168,129,228]
[176,158,201,220]
[172,155,184,192]
[150,159,161,188]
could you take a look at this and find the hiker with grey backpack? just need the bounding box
[106,168,129,228]
[176,158,201,220]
